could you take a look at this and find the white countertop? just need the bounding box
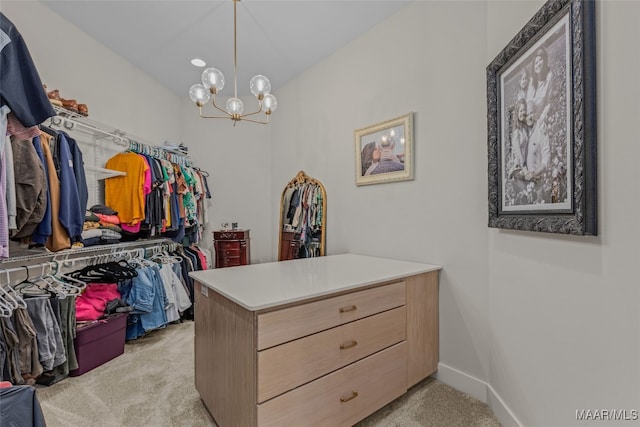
[189,253,441,311]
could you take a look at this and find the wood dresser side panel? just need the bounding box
[406,271,439,387]
[195,282,257,427]
[194,282,214,415]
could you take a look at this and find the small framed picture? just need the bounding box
[355,112,414,186]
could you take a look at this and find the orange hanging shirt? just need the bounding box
[105,152,148,226]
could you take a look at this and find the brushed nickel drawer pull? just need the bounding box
[339,305,357,313]
[340,390,358,403]
[340,340,358,350]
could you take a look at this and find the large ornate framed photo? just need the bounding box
[355,113,413,186]
[487,0,597,235]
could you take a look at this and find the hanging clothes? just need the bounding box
[0,132,8,258]
[61,132,88,215]
[119,265,168,341]
[105,152,148,230]
[12,307,43,384]
[40,131,71,252]
[4,131,16,234]
[47,296,77,379]
[0,316,22,384]
[103,145,209,245]
[55,133,84,245]
[158,263,190,323]
[24,297,66,372]
[10,137,47,240]
[30,136,52,246]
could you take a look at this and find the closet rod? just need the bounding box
[0,238,175,268]
[49,241,179,274]
[0,240,179,288]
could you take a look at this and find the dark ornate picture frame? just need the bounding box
[487,0,597,235]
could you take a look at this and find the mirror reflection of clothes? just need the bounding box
[280,181,324,259]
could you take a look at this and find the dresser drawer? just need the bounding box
[340,342,407,426]
[219,256,240,267]
[257,342,407,427]
[217,248,240,257]
[257,281,406,350]
[257,306,406,403]
[216,241,241,250]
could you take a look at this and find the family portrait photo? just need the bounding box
[355,113,413,186]
[500,13,571,212]
[487,0,597,235]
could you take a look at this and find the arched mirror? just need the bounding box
[278,171,326,261]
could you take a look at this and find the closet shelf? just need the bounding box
[49,105,130,148]
[85,165,126,180]
[48,105,192,166]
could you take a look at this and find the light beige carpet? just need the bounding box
[36,321,500,427]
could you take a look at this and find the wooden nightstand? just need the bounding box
[213,229,250,268]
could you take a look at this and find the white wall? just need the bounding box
[271,0,492,394]
[273,1,640,426]
[180,97,272,264]
[1,1,181,143]
[486,1,640,426]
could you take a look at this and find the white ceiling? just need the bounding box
[42,1,410,98]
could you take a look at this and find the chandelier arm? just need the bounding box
[198,103,231,119]
[239,116,270,125]
[239,104,265,118]
[199,114,237,119]
[210,96,232,117]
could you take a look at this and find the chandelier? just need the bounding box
[188,0,277,125]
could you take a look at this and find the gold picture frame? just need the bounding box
[355,112,414,186]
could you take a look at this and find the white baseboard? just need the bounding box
[435,363,524,427]
[434,363,487,402]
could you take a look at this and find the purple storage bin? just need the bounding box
[70,313,128,376]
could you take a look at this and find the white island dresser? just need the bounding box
[190,253,441,427]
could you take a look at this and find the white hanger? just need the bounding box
[1,269,26,309]
[46,262,85,296]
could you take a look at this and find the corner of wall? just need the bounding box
[436,363,523,427]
